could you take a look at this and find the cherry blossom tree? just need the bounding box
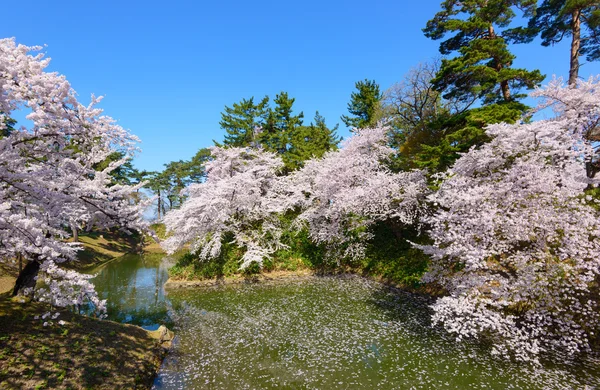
[281,125,428,260]
[161,146,286,269]
[417,77,600,362]
[0,38,145,313]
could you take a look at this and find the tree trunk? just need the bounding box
[385,219,405,241]
[569,9,581,86]
[157,190,162,219]
[71,222,78,242]
[12,258,41,296]
[489,24,511,101]
[500,80,511,101]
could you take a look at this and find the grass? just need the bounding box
[0,227,171,389]
[0,294,165,390]
[166,222,434,294]
[68,229,148,270]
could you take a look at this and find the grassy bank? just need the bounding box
[70,229,157,270]
[0,229,155,294]
[0,294,167,389]
[166,222,435,294]
[0,228,170,389]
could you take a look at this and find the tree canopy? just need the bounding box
[423,0,545,104]
[0,38,145,310]
[341,79,383,129]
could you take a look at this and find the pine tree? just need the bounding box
[341,79,383,129]
[0,113,16,138]
[260,92,304,156]
[524,0,600,85]
[286,111,341,170]
[424,0,545,104]
[219,96,269,147]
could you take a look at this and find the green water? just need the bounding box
[88,253,174,330]
[89,255,600,389]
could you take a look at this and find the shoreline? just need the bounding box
[164,268,317,289]
[163,268,440,299]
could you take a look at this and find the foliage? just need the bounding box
[219,96,269,147]
[414,100,527,172]
[92,151,144,187]
[169,233,243,280]
[519,0,600,84]
[382,61,528,174]
[416,78,600,362]
[218,94,339,172]
[0,39,146,313]
[145,147,211,217]
[261,92,304,157]
[360,222,430,288]
[424,0,544,104]
[285,111,341,170]
[340,79,383,129]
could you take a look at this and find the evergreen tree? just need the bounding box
[382,59,528,174]
[286,111,341,170]
[414,101,527,172]
[0,113,16,138]
[341,79,383,129]
[523,0,600,85]
[424,0,545,104]
[146,171,170,219]
[93,151,139,186]
[260,92,304,155]
[145,147,212,218]
[219,96,269,147]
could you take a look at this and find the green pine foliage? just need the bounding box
[0,113,16,138]
[413,101,527,173]
[341,79,383,129]
[424,0,545,104]
[519,0,600,85]
[218,93,339,172]
[260,92,304,156]
[219,96,269,147]
[285,111,341,170]
[529,0,600,61]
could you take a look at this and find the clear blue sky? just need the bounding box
[2,0,599,172]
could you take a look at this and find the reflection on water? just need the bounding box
[88,253,174,330]
[88,256,600,389]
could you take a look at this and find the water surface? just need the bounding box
[89,255,600,389]
[88,253,173,329]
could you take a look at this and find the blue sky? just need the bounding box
[2,0,600,172]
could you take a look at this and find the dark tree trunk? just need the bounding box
[385,219,405,241]
[12,258,41,296]
[157,190,162,219]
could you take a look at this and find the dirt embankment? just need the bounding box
[164,268,316,289]
[0,295,169,389]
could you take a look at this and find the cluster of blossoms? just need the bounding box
[36,261,107,317]
[418,78,600,362]
[280,126,427,259]
[163,125,427,267]
[162,146,286,268]
[0,39,145,309]
[159,71,600,362]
